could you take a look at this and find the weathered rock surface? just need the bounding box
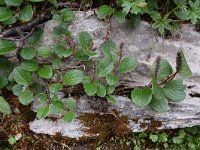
[29,11,200,139]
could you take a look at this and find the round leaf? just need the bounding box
[66,97,76,110]
[97,5,115,19]
[119,56,138,73]
[12,84,24,96]
[19,5,33,22]
[64,111,75,122]
[131,87,152,107]
[0,96,11,115]
[49,83,63,93]
[63,69,83,86]
[83,81,97,96]
[50,100,64,113]
[0,76,8,89]
[37,93,48,102]
[5,0,22,6]
[36,106,49,119]
[60,8,75,22]
[31,83,43,94]
[0,40,16,55]
[19,89,33,105]
[21,48,36,60]
[13,67,32,86]
[106,73,119,85]
[54,44,72,58]
[0,7,12,21]
[177,50,192,78]
[38,65,53,79]
[27,29,44,45]
[150,96,169,113]
[151,59,173,81]
[22,60,39,72]
[97,58,114,77]
[97,83,106,97]
[163,80,186,102]
[37,46,53,57]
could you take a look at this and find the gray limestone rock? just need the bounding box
[29,11,200,139]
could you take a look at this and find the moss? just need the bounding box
[78,110,132,139]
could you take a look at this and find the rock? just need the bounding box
[28,10,200,138]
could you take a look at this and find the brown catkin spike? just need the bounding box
[155,56,161,80]
[176,52,182,72]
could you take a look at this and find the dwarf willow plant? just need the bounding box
[97,0,200,34]
[0,0,57,29]
[0,7,192,122]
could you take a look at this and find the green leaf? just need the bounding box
[106,85,115,95]
[106,95,116,104]
[19,5,33,22]
[48,0,57,6]
[22,60,39,72]
[21,48,36,60]
[152,79,165,99]
[74,50,89,61]
[49,83,63,93]
[13,67,32,86]
[151,59,173,81]
[97,83,106,97]
[37,65,53,79]
[163,80,186,102]
[31,83,43,94]
[150,134,158,143]
[102,39,118,61]
[97,58,114,77]
[27,29,44,45]
[37,93,47,102]
[64,111,75,122]
[113,10,126,23]
[131,87,152,107]
[8,137,16,145]
[54,44,72,58]
[60,8,75,22]
[0,7,12,21]
[36,106,49,119]
[173,0,186,6]
[52,57,61,69]
[0,96,11,115]
[5,0,22,6]
[63,69,83,86]
[78,32,96,57]
[83,81,97,96]
[106,73,119,85]
[50,100,64,113]
[53,25,71,40]
[0,76,8,89]
[119,56,138,73]
[97,5,115,19]
[66,97,76,110]
[150,96,169,112]
[19,89,33,105]
[2,15,16,25]
[0,40,16,55]
[37,46,53,57]
[29,0,43,2]
[150,79,169,112]
[174,10,188,21]
[177,51,192,78]
[12,84,24,96]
